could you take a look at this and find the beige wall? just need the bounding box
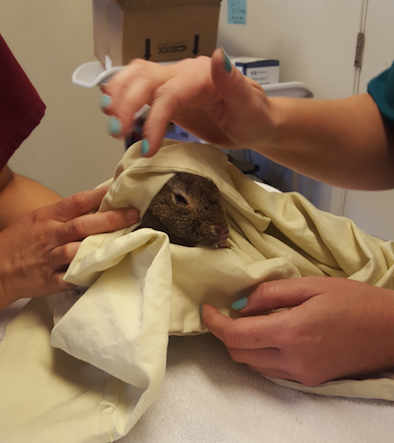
[1,0,125,197]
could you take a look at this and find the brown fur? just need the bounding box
[139,172,229,248]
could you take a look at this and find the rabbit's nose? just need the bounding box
[213,226,229,241]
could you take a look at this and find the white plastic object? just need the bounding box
[263,81,313,98]
[72,61,124,88]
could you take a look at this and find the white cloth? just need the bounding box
[1,309,393,443]
[0,140,393,443]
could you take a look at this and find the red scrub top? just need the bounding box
[0,34,46,171]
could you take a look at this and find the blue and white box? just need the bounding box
[231,57,280,85]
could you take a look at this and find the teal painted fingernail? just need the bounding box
[221,47,232,73]
[101,94,112,109]
[109,117,122,135]
[232,296,248,310]
[141,139,150,155]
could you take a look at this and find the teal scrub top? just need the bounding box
[367,61,394,126]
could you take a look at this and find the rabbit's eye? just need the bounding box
[174,194,188,205]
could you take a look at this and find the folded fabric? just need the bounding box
[0,139,393,443]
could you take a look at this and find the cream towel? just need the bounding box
[0,140,393,443]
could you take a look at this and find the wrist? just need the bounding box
[247,96,292,155]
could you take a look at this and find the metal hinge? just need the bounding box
[354,32,365,68]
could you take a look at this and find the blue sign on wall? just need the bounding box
[228,0,247,25]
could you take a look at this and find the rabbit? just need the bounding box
[138,172,230,248]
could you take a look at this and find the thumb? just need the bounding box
[210,48,265,109]
[209,48,272,149]
[238,277,327,315]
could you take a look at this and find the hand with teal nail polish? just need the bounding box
[141,139,150,155]
[101,94,112,109]
[231,296,248,310]
[109,116,122,136]
[201,277,394,387]
[100,48,270,157]
[101,47,393,190]
[221,47,233,73]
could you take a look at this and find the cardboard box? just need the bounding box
[93,0,222,68]
[231,57,280,85]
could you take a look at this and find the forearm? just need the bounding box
[259,94,393,190]
[0,166,62,308]
[0,166,62,230]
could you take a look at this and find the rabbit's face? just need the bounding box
[141,173,229,247]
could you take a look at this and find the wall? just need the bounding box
[217,0,362,100]
[0,0,125,197]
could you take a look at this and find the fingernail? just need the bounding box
[109,117,122,136]
[221,47,232,73]
[232,296,248,310]
[199,304,203,318]
[101,94,112,109]
[141,139,150,155]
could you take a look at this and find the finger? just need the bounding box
[141,56,217,157]
[210,48,265,116]
[50,242,81,270]
[240,277,326,316]
[103,59,169,139]
[49,271,75,292]
[142,77,212,156]
[202,304,289,350]
[56,207,139,245]
[51,188,109,222]
[141,83,185,156]
[209,48,270,145]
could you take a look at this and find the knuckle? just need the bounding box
[104,210,122,229]
[67,191,94,214]
[222,325,241,349]
[281,322,304,349]
[255,281,277,300]
[129,58,147,69]
[57,243,78,264]
[153,83,178,105]
[65,218,86,239]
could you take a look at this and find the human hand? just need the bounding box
[0,187,139,308]
[202,277,394,386]
[101,48,275,157]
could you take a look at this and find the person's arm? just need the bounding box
[261,93,393,190]
[0,165,62,230]
[0,165,140,310]
[102,48,393,190]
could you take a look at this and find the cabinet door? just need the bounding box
[341,0,394,240]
